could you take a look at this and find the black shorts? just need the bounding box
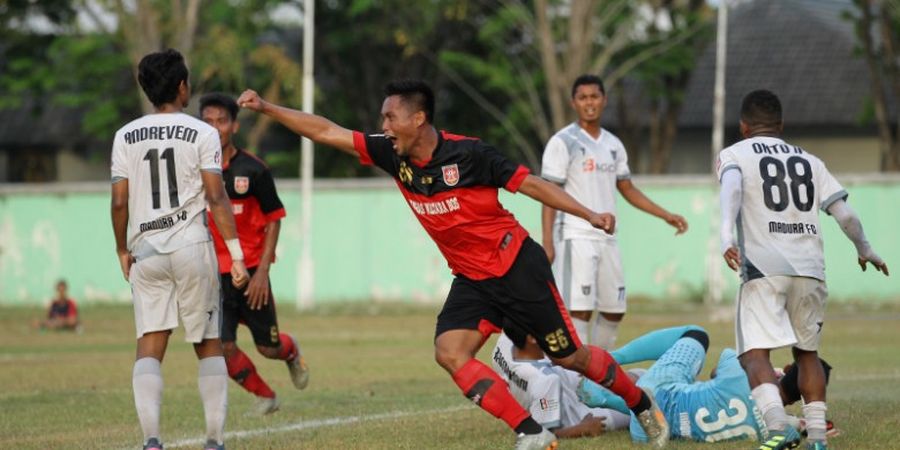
[435,237,581,359]
[221,267,281,347]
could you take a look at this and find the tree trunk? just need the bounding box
[856,0,896,171]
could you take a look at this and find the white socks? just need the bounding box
[751,383,789,431]
[803,401,828,442]
[133,357,163,444]
[572,317,590,345]
[198,356,228,445]
[591,314,620,350]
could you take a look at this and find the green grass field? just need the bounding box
[1,301,899,450]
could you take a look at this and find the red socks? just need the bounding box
[277,333,297,361]
[225,348,275,399]
[451,359,530,430]
[584,345,643,408]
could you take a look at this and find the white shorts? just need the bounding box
[735,276,827,355]
[130,241,221,342]
[553,238,626,313]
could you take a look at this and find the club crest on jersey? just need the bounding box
[234,176,250,194]
[442,164,460,186]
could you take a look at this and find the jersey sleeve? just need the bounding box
[716,148,741,182]
[110,133,128,183]
[816,160,848,213]
[527,370,563,430]
[540,135,569,184]
[352,131,398,175]
[471,142,530,193]
[615,143,631,180]
[252,167,286,222]
[198,130,223,173]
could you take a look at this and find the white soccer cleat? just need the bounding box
[513,428,558,450]
[635,387,670,448]
[286,335,310,390]
[249,395,280,416]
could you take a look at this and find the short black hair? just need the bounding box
[200,92,239,121]
[384,79,435,123]
[780,358,833,405]
[137,49,189,108]
[740,89,782,128]
[572,74,605,98]
[502,318,529,350]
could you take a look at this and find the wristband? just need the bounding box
[225,239,244,261]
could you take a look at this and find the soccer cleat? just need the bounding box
[286,335,310,390]
[758,426,802,450]
[249,395,280,416]
[513,428,558,450]
[635,387,670,448]
[806,442,827,450]
[143,437,163,450]
[203,439,224,450]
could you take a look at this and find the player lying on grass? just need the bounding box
[492,319,633,439]
[237,80,671,450]
[575,325,836,446]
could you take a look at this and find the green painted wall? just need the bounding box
[1,178,897,306]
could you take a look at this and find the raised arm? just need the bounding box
[827,199,889,275]
[518,175,615,234]
[616,179,687,234]
[237,89,356,155]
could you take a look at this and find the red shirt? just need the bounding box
[353,130,530,280]
[208,150,286,273]
[48,298,77,319]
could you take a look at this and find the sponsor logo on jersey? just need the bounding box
[582,285,591,296]
[399,161,414,185]
[407,197,461,216]
[234,176,250,194]
[442,164,460,186]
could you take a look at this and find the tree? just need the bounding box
[851,0,900,171]
[436,0,712,171]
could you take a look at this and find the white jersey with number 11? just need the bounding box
[111,112,222,256]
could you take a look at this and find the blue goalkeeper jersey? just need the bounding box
[631,348,767,443]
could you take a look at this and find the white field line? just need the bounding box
[153,405,471,449]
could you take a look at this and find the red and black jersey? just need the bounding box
[353,130,531,280]
[208,149,286,273]
[48,298,77,319]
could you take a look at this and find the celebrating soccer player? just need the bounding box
[110,49,249,450]
[237,80,671,450]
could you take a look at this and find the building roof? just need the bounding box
[609,0,890,128]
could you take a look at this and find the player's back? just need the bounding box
[717,136,847,281]
[111,113,221,257]
[636,349,765,443]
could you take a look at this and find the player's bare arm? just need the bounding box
[244,219,281,309]
[552,414,606,439]
[541,204,558,262]
[827,199,889,276]
[110,179,133,281]
[237,89,356,155]
[719,168,742,271]
[519,175,615,234]
[616,179,688,234]
[202,170,250,288]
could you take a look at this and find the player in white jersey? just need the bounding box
[492,321,632,439]
[541,74,688,350]
[717,90,888,450]
[110,49,250,450]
